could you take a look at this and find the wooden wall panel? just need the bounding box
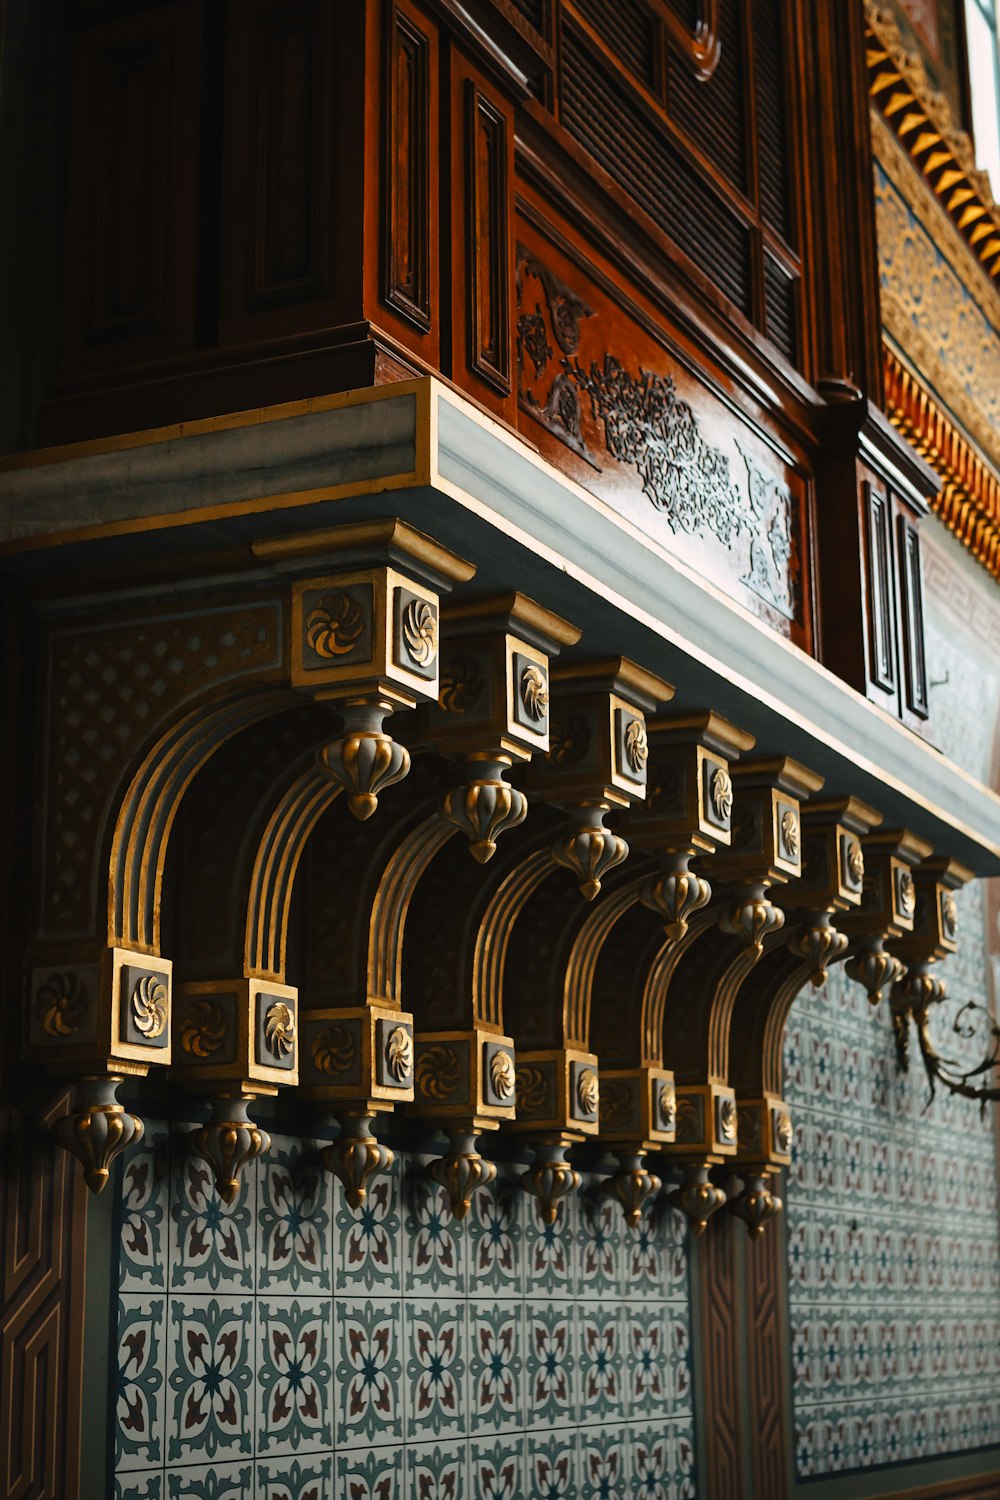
[58,0,203,376]
[864,479,900,701]
[0,1088,86,1500]
[746,1209,791,1500]
[219,0,340,345]
[448,53,516,420]
[695,1212,745,1499]
[381,1,436,337]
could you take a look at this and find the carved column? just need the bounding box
[840,828,932,1006]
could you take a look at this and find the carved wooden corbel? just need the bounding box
[724,796,882,1234]
[420,593,580,861]
[529,659,673,897]
[839,828,933,1004]
[627,712,755,940]
[654,757,824,1233]
[889,856,973,1074]
[256,519,475,819]
[31,947,172,1191]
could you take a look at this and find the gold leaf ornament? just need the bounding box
[775,1111,793,1154]
[520,663,549,721]
[306,592,365,658]
[710,767,733,821]
[311,1024,355,1075]
[781,809,800,859]
[490,1048,516,1101]
[942,890,958,938]
[515,1064,548,1113]
[718,1096,738,1143]
[402,598,438,668]
[847,838,865,884]
[263,1001,296,1059]
[36,971,88,1038]
[576,1066,600,1116]
[131,974,168,1040]
[385,1024,414,1082]
[179,1000,227,1058]
[415,1044,462,1102]
[898,869,917,917]
[624,717,648,774]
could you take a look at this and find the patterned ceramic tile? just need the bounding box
[335,1296,403,1447]
[469,1435,525,1499]
[116,1295,166,1471]
[404,1298,467,1440]
[575,1189,620,1300]
[525,1302,576,1428]
[164,1463,253,1499]
[166,1297,254,1462]
[256,1452,333,1499]
[786,868,1000,1476]
[116,1469,163,1500]
[258,1141,332,1294]
[404,1439,468,1497]
[524,1188,576,1299]
[402,1160,466,1295]
[623,1303,669,1420]
[169,1147,253,1293]
[467,1168,523,1296]
[334,1444,403,1498]
[257,1298,333,1454]
[119,1131,170,1292]
[630,1424,671,1498]
[336,1152,401,1295]
[578,1305,624,1421]
[579,1424,628,1500]
[468,1300,523,1434]
[524,1430,577,1499]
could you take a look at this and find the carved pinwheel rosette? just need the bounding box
[297,1007,417,1105]
[171,977,298,1090]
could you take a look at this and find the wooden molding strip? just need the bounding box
[883,346,1000,582]
[866,1,1000,282]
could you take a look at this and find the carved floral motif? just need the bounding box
[131,975,168,1041]
[306,593,365,658]
[490,1049,516,1102]
[35,970,88,1037]
[311,1024,354,1076]
[401,599,438,668]
[385,1024,413,1083]
[520,663,549,721]
[624,718,648,774]
[179,1000,227,1058]
[263,1001,295,1060]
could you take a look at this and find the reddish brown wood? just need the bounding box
[696,1211,745,1500]
[746,1210,792,1500]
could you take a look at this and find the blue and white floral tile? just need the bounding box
[334,1444,402,1498]
[256,1452,333,1499]
[256,1298,333,1455]
[579,1424,628,1500]
[169,1141,254,1293]
[404,1439,468,1497]
[257,1139,332,1294]
[119,1129,170,1292]
[668,1417,697,1498]
[165,1297,254,1464]
[630,1423,671,1499]
[335,1296,403,1447]
[524,1429,577,1500]
[336,1151,401,1295]
[115,1294,167,1471]
[667,1310,692,1413]
[164,1462,254,1499]
[469,1435,525,1500]
[402,1159,467,1295]
[623,1302,669,1420]
[116,1468,163,1500]
[577,1304,624,1422]
[468,1299,524,1434]
[575,1190,620,1300]
[404,1297,467,1441]
[524,1302,576,1429]
[466,1167,523,1296]
[523,1186,576,1300]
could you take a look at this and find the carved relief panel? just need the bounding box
[514,228,811,644]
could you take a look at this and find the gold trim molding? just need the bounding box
[884,346,1000,581]
[866,1,1000,281]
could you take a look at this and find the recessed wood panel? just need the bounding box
[58,0,203,375]
[220,0,340,343]
[897,510,930,721]
[448,55,515,418]
[864,481,898,695]
[382,3,434,332]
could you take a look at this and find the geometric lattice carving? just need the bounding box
[42,602,282,936]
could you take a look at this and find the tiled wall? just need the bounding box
[784,522,1000,1478]
[111,1128,696,1499]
